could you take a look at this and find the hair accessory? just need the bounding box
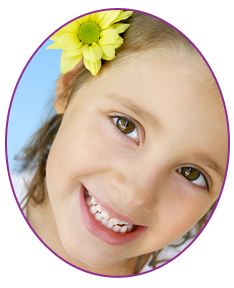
[47,10,133,76]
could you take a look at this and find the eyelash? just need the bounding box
[111,114,140,144]
[177,167,210,190]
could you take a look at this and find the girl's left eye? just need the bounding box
[177,167,208,189]
[112,116,139,143]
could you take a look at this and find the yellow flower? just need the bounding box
[47,10,133,75]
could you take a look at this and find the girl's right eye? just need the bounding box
[112,116,140,144]
[177,167,209,190]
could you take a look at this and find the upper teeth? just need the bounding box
[86,192,133,233]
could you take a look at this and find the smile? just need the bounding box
[79,185,147,245]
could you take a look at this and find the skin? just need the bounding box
[27,50,228,276]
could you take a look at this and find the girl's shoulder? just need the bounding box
[10,171,35,215]
[140,237,193,273]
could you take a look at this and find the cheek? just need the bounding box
[158,186,212,239]
[46,115,117,184]
[143,180,214,251]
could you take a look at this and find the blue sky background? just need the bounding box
[6,39,62,171]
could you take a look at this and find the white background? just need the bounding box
[1,1,233,286]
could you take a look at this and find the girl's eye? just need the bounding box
[178,167,208,189]
[112,116,139,143]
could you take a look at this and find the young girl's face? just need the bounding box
[46,50,228,269]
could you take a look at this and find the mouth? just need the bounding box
[79,185,147,245]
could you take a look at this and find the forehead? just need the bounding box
[91,50,227,163]
[99,50,222,116]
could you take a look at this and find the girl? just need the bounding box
[9,10,228,276]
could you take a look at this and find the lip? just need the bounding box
[79,184,147,245]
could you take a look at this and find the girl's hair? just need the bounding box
[16,11,218,274]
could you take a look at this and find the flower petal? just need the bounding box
[57,33,82,51]
[113,35,124,49]
[60,51,83,73]
[83,43,103,62]
[51,20,80,41]
[62,20,80,33]
[77,14,90,25]
[112,23,130,34]
[50,33,64,42]
[46,41,63,50]
[98,10,121,29]
[113,10,133,23]
[99,29,118,44]
[90,11,106,23]
[83,58,101,75]
[99,44,115,60]
[65,47,83,57]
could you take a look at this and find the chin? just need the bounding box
[62,238,130,268]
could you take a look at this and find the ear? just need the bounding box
[54,74,68,114]
[54,60,84,114]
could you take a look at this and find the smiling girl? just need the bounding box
[10,10,228,276]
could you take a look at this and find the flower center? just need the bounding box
[78,21,101,45]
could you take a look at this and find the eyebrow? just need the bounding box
[194,154,226,182]
[104,93,159,128]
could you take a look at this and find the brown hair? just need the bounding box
[16,11,218,274]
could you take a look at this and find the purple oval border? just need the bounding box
[5,7,230,279]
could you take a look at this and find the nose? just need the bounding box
[110,154,165,212]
